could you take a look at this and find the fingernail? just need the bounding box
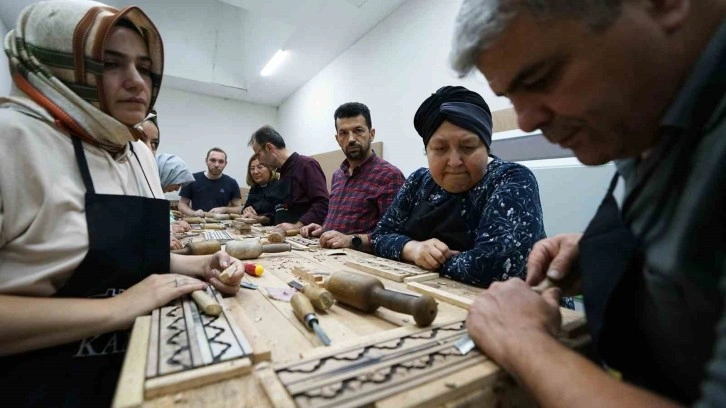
[547,269,563,279]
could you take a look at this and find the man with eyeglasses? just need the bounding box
[300,102,405,252]
[248,126,329,230]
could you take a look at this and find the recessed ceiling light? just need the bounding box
[261,49,287,77]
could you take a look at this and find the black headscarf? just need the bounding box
[414,86,493,148]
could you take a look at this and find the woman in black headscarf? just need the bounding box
[372,86,546,287]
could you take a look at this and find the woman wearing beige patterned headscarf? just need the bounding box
[0,1,244,405]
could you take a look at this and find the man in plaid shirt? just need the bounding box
[301,103,405,252]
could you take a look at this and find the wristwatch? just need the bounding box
[351,235,363,250]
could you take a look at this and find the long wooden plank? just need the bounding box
[345,260,412,282]
[112,316,151,408]
[375,360,533,408]
[233,279,315,363]
[406,281,474,310]
[402,272,439,283]
[255,366,297,408]
[144,357,252,399]
[221,297,272,363]
[275,321,492,408]
[145,309,160,378]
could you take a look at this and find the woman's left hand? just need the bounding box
[203,252,243,295]
[403,238,460,270]
[170,238,183,250]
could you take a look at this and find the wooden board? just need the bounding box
[113,288,257,402]
[408,279,587,338]
[344,256,435,283]
[492,107,518,133]
[113,316,151,408]
[271,320,487,408]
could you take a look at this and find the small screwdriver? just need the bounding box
[291,292,331,346]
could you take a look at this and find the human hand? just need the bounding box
[110,273,207,329]
[171,221,190,233]
[202,252,243,296]
[277,222,298,231]
[526,233,582,296]
[193,209,206,217]
[170,238,183,250]
[466,278,561,372]
[319,230,351,249]
[242,206,257,216]
[208,207,227,214]
[300,223,324,238]
[404,239,459,270]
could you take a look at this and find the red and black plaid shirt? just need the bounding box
[324,153,405,236]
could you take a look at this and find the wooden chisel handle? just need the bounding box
[370,288,438,327]
[301,285,335,311]
[191,290,222,316]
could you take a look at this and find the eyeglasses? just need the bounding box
[249,165,266,171]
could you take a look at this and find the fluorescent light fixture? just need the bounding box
[261,49,287,76]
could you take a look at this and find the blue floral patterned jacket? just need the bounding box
[371,155,546,287]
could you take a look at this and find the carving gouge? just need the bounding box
[453,333,476,355]
[291,292,331,346]
[288,280,335,311]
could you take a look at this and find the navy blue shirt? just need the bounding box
[372,156,546,287]
[179,172,241,212]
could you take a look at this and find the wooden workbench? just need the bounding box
[114,226,588,408]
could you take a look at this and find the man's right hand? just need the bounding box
[242,206,257,216]
[300,223,324,238]
[193,209,206,217]
[525,233,583,295]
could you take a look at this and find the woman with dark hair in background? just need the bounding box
[219,154,283,225]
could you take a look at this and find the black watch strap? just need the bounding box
[351,234,362,249]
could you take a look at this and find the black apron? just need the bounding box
[402,182,475,252]
[0,137,170,407]
[578,42,726,403]
[274,178,307,225]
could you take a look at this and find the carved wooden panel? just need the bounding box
[344,256,433,282]
[144,289,254,397]
[273,320,486,408]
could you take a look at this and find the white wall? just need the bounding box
[278,0,511,176]
[0,18,10,97]
[153,87,278,199]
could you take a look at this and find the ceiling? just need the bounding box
[0,0,406,106]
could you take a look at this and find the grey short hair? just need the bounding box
[450,0,624,76]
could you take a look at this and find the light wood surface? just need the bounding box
[125,229,587,408]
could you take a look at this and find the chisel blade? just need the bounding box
[453,334,476,355]
[311,322,331,346]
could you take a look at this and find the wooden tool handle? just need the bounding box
[206,213,231,220]
[291,292,315,328]
[185,240,221,255]
[262,243,292,253]
[204,217,222,223]
[201,224,225,230]
[229,213,241,219]
[191,290,222,316]
[267,228,286,243]
[183,217,204,224]
[286,229,300,236]
[302,285,335,311]
[370,288,438,327]
[170,246,191,255]
[219,263,239,283]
